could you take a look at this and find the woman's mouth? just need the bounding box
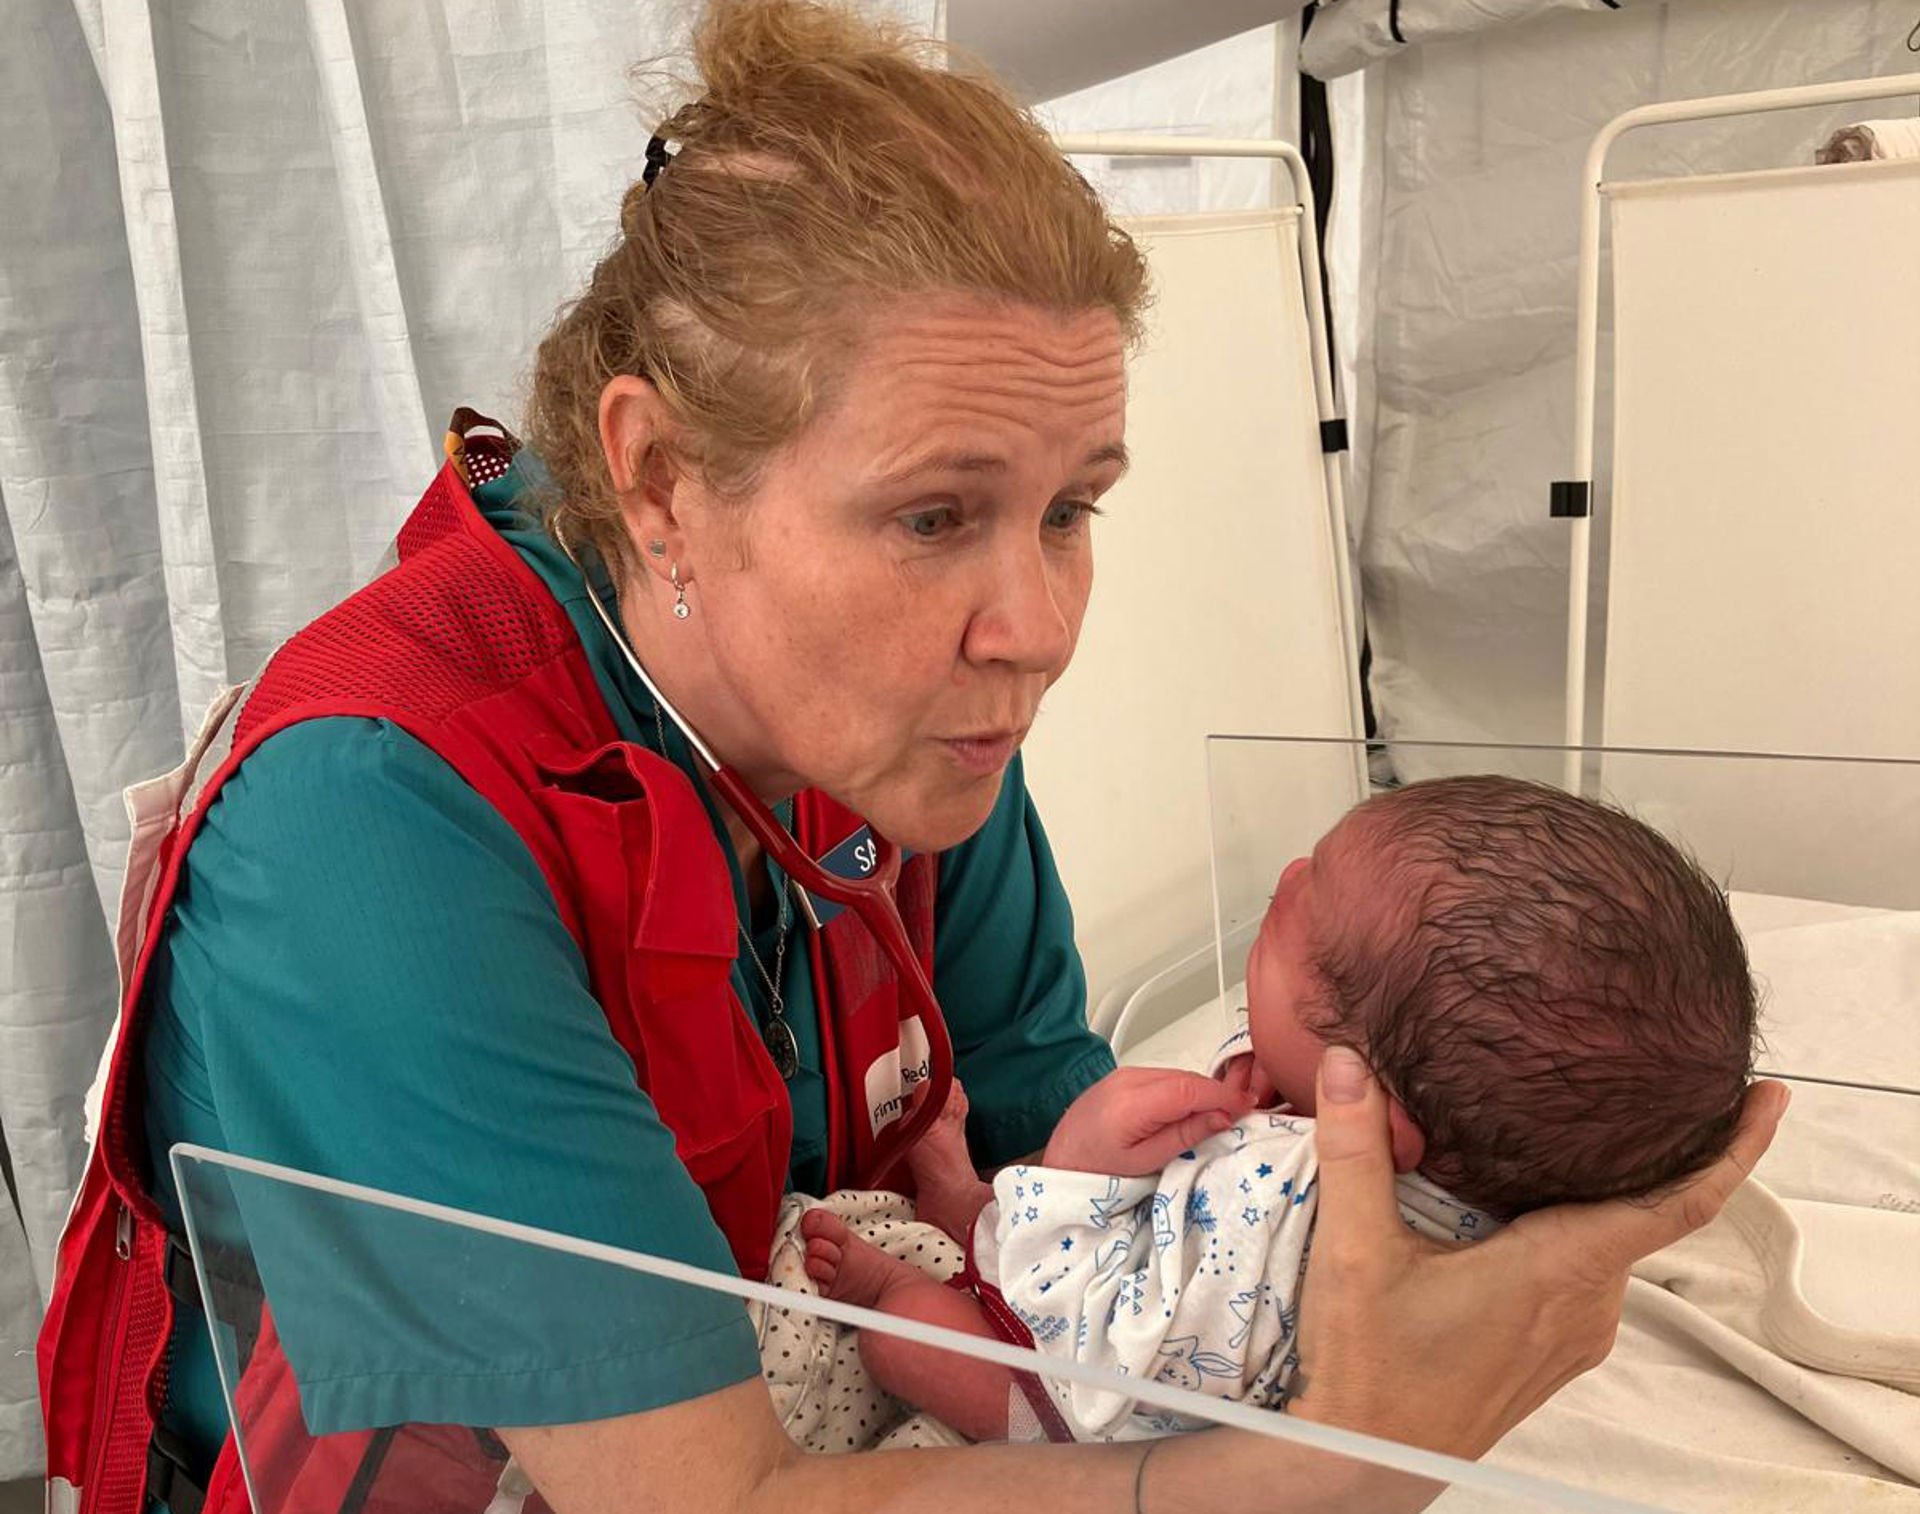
[939,730,1023,776]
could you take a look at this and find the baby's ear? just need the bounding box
[1385,1097,1427,1175]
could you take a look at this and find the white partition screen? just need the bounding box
[1600,157,1920,761]
[1021,209,1361,1009]
[1595,157,1920,901]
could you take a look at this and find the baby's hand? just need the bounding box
[1041,1067,1256,1176]
[1217,1052,1279,1109]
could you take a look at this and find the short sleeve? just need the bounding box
[150,718,759,1433]
[934,755,1115,1167]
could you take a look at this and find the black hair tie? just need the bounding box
[643,133,676,187]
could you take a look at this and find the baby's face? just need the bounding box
[1245,817,1366,1113]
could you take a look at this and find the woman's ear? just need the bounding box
[599,374,660,494]
[598,375,684,580]
[1386,1097,1427,1175]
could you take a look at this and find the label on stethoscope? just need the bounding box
[865,1015,933,1137]
[799,825,907,928]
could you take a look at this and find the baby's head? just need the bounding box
[1247,775,1758,1216]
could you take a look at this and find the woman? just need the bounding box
[40,2,1785,1511]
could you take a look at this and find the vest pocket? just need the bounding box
[529,741,791,1279]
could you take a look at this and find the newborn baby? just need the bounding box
[802,775,1760,1442]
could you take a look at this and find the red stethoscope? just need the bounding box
[560,526,955,1188]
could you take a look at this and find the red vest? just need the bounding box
[38,462,942,1514]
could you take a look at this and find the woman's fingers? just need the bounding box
[1519,1079,1790,1280]
[1304,1046,1409,1259]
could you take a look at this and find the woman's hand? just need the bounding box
[1287,1046,1788,1458]
[1040,1066,1257,1175]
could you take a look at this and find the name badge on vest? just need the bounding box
[864,1015,933,1137]
[795,825,907,928]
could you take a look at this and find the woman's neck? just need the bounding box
[614,573,784,911]
[615,570,795,804]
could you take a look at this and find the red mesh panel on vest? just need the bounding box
[239,477,573,743]
[95,1263,169,1514]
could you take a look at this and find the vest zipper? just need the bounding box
[86,1201,140,1508]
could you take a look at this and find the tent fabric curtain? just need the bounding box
[1338,0,1913,782]
[0,0,930,1478]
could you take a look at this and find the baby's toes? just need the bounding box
[800,1206,851,1246]
[803,1235,842,1286]
[942,1077,970,1127]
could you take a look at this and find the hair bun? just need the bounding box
[692,0,921,108]
[528,0,1146,590]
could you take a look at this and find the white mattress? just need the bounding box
[1113,891,1920,1511]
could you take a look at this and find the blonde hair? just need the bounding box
[525,0,1150,577]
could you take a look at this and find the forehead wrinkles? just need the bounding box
[886,337,1125,418]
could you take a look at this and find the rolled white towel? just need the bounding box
[1815,118,1920,164]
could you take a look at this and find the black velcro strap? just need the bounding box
[1550,481,1592,519]
[148,1426,207,1514]
[162,1233,201,1311]
[1319,417,1350,454]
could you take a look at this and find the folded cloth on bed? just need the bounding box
[1631,1178,1920,1406]
[1430,1178,1920,1514]
[1817,120,1920,164]
[755,1191,967,1453]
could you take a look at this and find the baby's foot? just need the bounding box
[909,1077,972,1180]
[909,1079,993,1242]
[801,1207,917,1308]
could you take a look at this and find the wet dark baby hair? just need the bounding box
[1308,776,1759,1217]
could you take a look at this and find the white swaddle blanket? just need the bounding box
[977,1028,1496,1442]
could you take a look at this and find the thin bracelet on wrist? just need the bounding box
[1133,1440,1161,1514]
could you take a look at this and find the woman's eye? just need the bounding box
[899,505,957,540]
[1045,499,1101,533]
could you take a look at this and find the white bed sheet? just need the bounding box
[1113,891,1920,1511]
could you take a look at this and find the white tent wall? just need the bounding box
[1037,24,1297,214]
[1335,0,1918,780]
[0,0,932,1480]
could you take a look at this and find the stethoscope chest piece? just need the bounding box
[763,1017,802,1081]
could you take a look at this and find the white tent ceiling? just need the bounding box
[944,0,1309,99]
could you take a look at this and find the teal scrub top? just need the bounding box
[141,456,1114,1473]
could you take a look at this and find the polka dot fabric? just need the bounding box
[754,1192,968,1453]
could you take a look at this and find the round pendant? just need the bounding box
[764,1018,801,1080]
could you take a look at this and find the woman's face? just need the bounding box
[666,296,1129,852]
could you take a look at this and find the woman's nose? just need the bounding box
[962,544,1078,674]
